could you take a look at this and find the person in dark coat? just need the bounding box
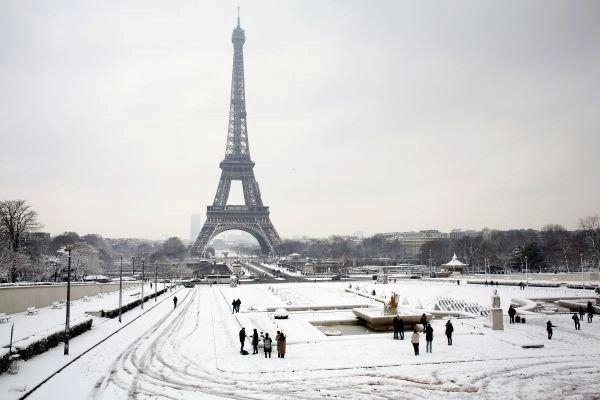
[236,298,242,313]
[445,320,454,345]
[232,299,236,314]
[393,315,401,340]
[586,301,594,323]
[251,328,259,354]
[572,313,581,330]
[173,296,178,309]
[578,305,585,321]
[263,333,272,358]
[508,305,516,324]
[239,327,247,352]
[425,323,433,353]
[420,314,427,330]
[398,318,404,340]
[276,331,286,358]
[546,321,556,339]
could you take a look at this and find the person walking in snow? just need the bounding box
[393,315,401,340]
[578,305,585,321]
[263,333,273,358]
[236,298,242,313]
[508,305,516,324]
[232,299,237,314]
[173,296,178,309]
[546,321,556,340]
[586,301,594,323]
[425,323,434,353]
[252,329,259,354]
[445,320,454,345]
[572,313,581,330]
[239,327,247,352]
[277,331,286,358]
[411,329,420,356]
[398,318,405,340]
[420,314,427,330]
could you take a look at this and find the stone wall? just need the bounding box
[0,282,140,314]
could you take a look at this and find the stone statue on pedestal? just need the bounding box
[489,289,504,330]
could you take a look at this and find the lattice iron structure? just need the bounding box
[190,15,281,256]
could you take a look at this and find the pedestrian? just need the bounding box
[398,318,405,340]
[546,321,556,340]
[232,299,236,314]
[411,328,420,356]
[445,320,454,345]
[150,282,152,289]
[275,331,281,356]
[420,313,427,330]
[495,281,499,287]
[508,305,516,324]
[425,323,433,353]
[586,301,594,323]
[393,315,401,340]
[236,298,242,313]
[277,331,286,358]
[252,328,259,354]
[578,305,585,321]
[572,313,581,330]
[239,327,247,352]
[264,333,272,358]
[173,296,178,309]
[485,280,488,287]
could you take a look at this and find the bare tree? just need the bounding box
[580,215,600,268]
[0,200,42,282]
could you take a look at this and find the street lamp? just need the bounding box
[64,245,73,355]
[118,256,123,323]
[141,257,145,310]
[580,253,584,290]
[154,262,158,302]
[132,256,135,277]
[525,255,528,288]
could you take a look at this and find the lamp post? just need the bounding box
[484,258,488,283]
[132,256,135,277]
[525,255,528,288]
[154,262,158,301]
[118,256,123,323]
[141,258,145,310]
[64,245,73,355]
[580,253,584,290]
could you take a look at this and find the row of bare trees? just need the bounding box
[0,200,190,283]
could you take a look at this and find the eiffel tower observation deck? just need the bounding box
[190,13,281,256]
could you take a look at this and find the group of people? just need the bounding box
[484,280,499,287]
[571,301,595,330]
[400,314,454,356]
[231,298,242,313]
[239,327,286,358]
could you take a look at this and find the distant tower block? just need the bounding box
[190,14,281,256]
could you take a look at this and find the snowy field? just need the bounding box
[1,281,599,400]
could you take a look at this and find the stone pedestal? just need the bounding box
[490,308,504,330]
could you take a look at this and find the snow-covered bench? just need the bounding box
[83,296,91,302]
[51,302,64,309]
[26,307,39,315]
[0,313,10,323]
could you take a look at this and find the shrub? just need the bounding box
[101,288,168,318]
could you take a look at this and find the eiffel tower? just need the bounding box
[191,14,281,256]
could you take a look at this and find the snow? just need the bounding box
[0,283,156,347]
[1,280,599,399]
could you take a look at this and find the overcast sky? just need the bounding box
[1,0,599,241]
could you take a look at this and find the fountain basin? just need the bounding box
[352,308,432,332]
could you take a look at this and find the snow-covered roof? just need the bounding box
[443,253,468,266]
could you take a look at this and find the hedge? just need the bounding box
[101,287,169,318]
[0,318,93,375]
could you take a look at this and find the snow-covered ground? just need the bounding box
[1,281,599,400]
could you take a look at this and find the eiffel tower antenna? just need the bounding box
[237,6,240,27]
[191,17,281,257]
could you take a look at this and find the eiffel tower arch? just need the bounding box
[190,15,281,257]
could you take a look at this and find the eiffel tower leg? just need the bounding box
[190,222,218,256]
